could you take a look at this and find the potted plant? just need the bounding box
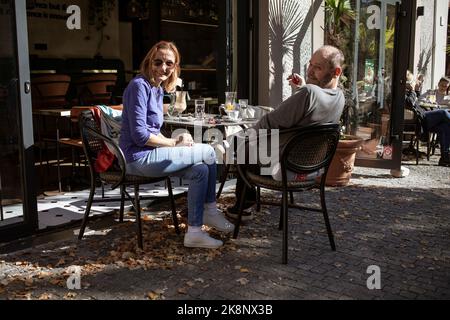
[325,87,363,186]
[321,0,362,186]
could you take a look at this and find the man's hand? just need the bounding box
[287,73,305,90]
[175,133,194,147]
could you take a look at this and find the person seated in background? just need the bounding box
[226,45,345,220]
[120,41,234,249]
[414,73,424,96]
[419,76,450,107]
[405,75,450,167]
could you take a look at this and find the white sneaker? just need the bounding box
[184,231,223,249]
[203,212,235,233]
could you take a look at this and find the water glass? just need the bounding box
[225,91,237,110]
[238,99,248,118]
[195,99,205,120]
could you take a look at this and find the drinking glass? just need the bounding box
[195,99,205,120]
[174,91,187,116]
[238,99,248,118]
[225,91,237,110]
[166,92,177,117]
[428,90,436,104]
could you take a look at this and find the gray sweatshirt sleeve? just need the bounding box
[253,87,311,131]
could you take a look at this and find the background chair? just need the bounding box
[404,96,437,164]
[78,110,180,249]
[232,124,340,264]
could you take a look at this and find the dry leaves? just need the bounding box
[236,278,249,285]
[64,292,77,300]
[147,291,160,300]
[38,293,53,300]
[177,287,188,294]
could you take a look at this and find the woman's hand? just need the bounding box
[287,73,305,90]
[175,133,194,147]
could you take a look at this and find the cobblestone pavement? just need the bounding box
[0,156,449,300]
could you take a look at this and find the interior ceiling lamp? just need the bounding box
[127,0,150,19]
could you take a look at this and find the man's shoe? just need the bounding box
[184,231,223,249]
[203,213,235,233]
[226,205,254,221]
[438,157,450,167]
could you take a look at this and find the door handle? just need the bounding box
[24,81,31,94]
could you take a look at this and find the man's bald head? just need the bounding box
[307,45,344,89]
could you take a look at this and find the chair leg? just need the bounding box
[0,175,4,221]
[282,189,289,264]
[232,184,247,239]
[278,200,284,231]
[119,185,125,223]
[289,191,294,205]
[56,139,62,193]
[256,186,261,212]
[78,177,96,240]
[134,185,143,249]
[167,178,180,234]
[415,136,419,165]
[216,164,230,199]
[320,185,336,251]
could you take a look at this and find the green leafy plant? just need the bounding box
[324,0,355,49]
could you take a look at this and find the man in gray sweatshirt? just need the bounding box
[226,45,345,220]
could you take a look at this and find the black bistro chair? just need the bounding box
[78,110,180,249]
[404,91,438,164]
[232,124,340,264]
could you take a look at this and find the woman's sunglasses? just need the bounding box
[152,59,176,69]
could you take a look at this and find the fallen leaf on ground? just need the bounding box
[24,278,34,286]
[56,258,65,266]
[177,287,188,294]
[147,291,160,300]
[236,278,249,285]
[240,268,250,273]
[38,293,53,300]
[64,292,77,299]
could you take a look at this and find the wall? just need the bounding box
[413,0,448,90]
[432,0,448,85]
[258,0,322,108]
[27,0,120,59]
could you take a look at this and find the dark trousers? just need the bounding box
[425,109,450,156]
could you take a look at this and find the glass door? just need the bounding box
[0,0,38,241]
[351,0,414,169]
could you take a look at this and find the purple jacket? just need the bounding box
[119,76,164,163]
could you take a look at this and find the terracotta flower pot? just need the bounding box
[324,135,363,186]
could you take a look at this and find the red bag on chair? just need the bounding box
[87,107,116,173]
[94,146,115,173]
